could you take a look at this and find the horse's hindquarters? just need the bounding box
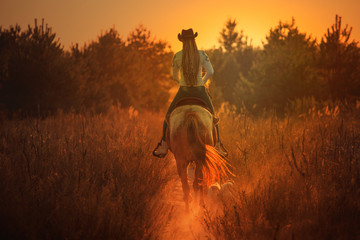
[169,105,213,159]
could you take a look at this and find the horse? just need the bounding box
[167,104,231,211]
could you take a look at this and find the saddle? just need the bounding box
[176,97,209,110]
[166,97,219,125]
[165,97,219,149]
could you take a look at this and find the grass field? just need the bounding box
[0,103,359,239]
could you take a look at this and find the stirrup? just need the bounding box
[152,141,167,158]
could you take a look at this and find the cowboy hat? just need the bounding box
[178,28,198,41]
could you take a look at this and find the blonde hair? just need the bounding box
[182,38,200,86]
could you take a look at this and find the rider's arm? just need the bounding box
[201,51,214,85]
[172,54,180,83]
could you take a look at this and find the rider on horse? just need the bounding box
[153,28,228,158]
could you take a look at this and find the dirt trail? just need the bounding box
[161,158,209,240]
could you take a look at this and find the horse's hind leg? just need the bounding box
[193,163,205,206]
[176,160,191,212]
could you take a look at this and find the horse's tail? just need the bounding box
[185,111,232,188]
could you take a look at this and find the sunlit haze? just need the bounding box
[1,0,360,50]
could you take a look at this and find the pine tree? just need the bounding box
[244,18,320,114]
[0,19,78,116]
[219,19,240,53]
[214,19,253,104]
[319,15,360,100]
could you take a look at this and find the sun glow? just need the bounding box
[1,0,360,50]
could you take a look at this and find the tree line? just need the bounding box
[0,15,359,117]
[209,15,360,114]
[0,19,173,116]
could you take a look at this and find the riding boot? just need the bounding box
[153,140,169,158]
[214,124,228,157]
[213,115,219,125]
[215,142,228,157]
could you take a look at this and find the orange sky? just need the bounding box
[1,0,360,51]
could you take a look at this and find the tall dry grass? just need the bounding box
[0,102,359,239]
[0,106,176,240]
[203,103,360,240]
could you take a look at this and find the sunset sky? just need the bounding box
[1,0,359,51]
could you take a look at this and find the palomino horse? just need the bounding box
[167,104,231,211]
